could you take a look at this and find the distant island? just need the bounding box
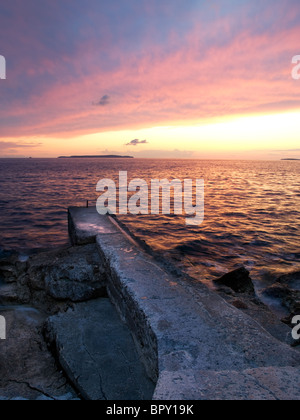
[281,158,300,161]
[58,155,134,159]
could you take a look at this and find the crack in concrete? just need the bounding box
[82,344,107,400]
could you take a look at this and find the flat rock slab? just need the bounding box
[45,298,155,400]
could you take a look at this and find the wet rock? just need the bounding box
[231,299,249,310]
[262,271,300,346]
[262,271,300,316]
[0,249,16,260]
[262,285,289,300]
[26,244,106,301]
[277,271,300,291]
[1,244,108,315]
[214,267,255,295]
[213,270,296,346]
[283,293,300,315]
[0,283,21,304]
[9,244,108,312]
[0,255,30,305]
[0,256,26,285]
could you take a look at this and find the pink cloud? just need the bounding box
[0,1,299,139]
[0,140,42,152]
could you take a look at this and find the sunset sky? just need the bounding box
[0,0,299,159]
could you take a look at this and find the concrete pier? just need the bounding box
[65,207,300,400]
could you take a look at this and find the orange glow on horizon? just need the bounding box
[2,110,299,160]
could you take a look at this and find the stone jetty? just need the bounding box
[1,206,300,400]
[59,207,300,400]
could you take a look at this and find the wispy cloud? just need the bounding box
[274,148,300,152]
[0,141,41,151]
[125,139,148,146]
[95,95,110,106]
[0,0,299,146]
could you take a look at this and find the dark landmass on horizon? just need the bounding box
[281,158,300,161]
[58,155,134,159]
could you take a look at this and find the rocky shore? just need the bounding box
[0,233,299,400]
[0,244,105,400]
[0,244,154,400]
[262,271,300,322]
[213,267,300,347]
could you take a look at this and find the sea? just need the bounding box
[0,158,299,300]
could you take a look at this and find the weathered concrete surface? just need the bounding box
[96,232,300,399]
[67,207,300,399]
[0,306,78,400]
[69,207,118,246]
[45,298,155,400]
[154,367,300,400]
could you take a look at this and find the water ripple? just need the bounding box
[0,158,299,288]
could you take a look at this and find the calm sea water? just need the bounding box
[0,158,299,294]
